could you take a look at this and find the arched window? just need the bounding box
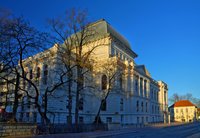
[101,74,107,90]
[43,65,48,84]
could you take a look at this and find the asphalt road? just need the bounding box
[99,122,200,138]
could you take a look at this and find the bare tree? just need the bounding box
[169,93,200,108]
[47,10,79,124]
[169,93,181,105]
[0,11,49,122]
[92,57,126,124]
[48,8,105,128]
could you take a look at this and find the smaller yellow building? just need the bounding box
[197,108,200,120]
[169,100,197,122]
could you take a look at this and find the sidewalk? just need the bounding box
[30,122,195,138]
[149,122,189,128]
[32,129,137,138]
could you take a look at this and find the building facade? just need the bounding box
[2,19,168,125]
[169,100,197,122]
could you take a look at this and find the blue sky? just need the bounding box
[1,0,200,100]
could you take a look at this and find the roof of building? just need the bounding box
[89,19,138,58]
[91,19,131,48]
[169,100,197,108]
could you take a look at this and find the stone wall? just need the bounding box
[0,123,37,137]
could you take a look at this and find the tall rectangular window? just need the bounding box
[144,80,147,97]
[140,78,143,96]
[26,112,29,122]
[141,102,144,112]
[101,100,107,111]
[137,117,140,124]
[43,65,48,85]
[36,67,40,85]
[79,98,83,111]
[23,71,27,89]
[27,97,31,109]
[136,101,139,112]
[36,67,40,78]
[19,112,23,122]
[146,102,148,112]
[30,69,33,79]
[79,116,84,124]
[120,98,123,111]
[106,117,112,123]
[33,112,37,122]
[135,78,138,95]
[111,47,115,56]
[29,69,33,88]
[142,117,144,123]
[152,105,154,113]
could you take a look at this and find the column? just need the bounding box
[147,80,150,98]
[130,62,134,96]
[141,78,144,97]
[138,76,140,96]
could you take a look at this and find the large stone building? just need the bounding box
[169,100,197,122]
[2,19,168,125]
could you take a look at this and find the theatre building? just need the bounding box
[3,19,168,125]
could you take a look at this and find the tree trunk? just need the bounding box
[67,78,72,125]
[44,90,49,124]
[94,100,104,125]
[36,100,50,125]
[75,66,83,131]
[94,88,111,125]
[34,87,50,125]
[12,72,20,121]
[75,91,80,130]
[5,79,9,111]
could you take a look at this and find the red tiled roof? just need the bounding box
[170,100,196,108]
